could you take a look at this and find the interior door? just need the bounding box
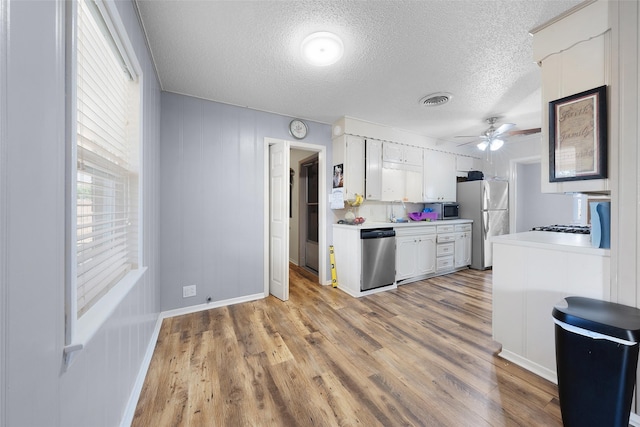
[269,141,290,301]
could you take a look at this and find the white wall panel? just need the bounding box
[160,92,332,310]
[4,1,161,426]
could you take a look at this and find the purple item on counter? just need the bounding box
[408,212,438,221]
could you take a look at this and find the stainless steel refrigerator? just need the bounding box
[457,179,509,270]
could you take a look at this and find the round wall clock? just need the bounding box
[289,119,308,139]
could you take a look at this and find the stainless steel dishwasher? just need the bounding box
[360,228,396,291]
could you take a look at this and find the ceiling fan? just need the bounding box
[457,117,541,151]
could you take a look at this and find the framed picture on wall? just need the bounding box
[549,85,607,182]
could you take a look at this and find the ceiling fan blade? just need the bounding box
[509,127,542,136]
[493,123,516,136]
[456,139,479,147]
[455,135,481,138]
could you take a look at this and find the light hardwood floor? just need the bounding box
[133,266,562,426]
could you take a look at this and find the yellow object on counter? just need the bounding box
[329,245,338,288]
[349,193,363,207]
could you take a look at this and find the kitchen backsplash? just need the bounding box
[338,201,425,223]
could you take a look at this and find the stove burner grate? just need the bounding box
[531,224,590,234]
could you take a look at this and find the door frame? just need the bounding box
[298,153,319,273]
[264,137,327,297]
[509,155,540,234]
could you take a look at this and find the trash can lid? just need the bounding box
[552,296,640,343]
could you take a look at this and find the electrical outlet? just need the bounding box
[182,285,196,298]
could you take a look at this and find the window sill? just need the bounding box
[64,267,147,369]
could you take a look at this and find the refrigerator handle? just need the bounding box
[482,184,487,211]
[483,211,489,238]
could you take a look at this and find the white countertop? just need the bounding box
[492,231,610,256]
[333,219,472,230]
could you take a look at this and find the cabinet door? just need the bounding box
[424,150,456,202]
[404,146,424,167]
[454,232,472,267]
[463,232,471,265]
[382,142,404,164]
[344,135,365,200]
[417,235,436,275]
[381,168,404,202]
[456,156,474,172]
[365,139,382,200]
[395,236,417,280]
[405,170,423,203]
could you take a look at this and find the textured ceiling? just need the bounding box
[135,0,583,149]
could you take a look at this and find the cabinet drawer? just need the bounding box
[437,233,456,243]
[455,224,472,232]
[436,256,454,271]
[437,225,455,233]
[395,226,436,237]
[437,243,454,256]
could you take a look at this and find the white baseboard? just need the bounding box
[337,283,398,298]
[120,313,163,427]
[496,349,558,384]
[120,292,266,426]
[160,293,265,319]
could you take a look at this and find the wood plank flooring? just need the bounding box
[132,266,562,426]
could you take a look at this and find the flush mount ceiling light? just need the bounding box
[419,92,453,107]
[301,32,344,66]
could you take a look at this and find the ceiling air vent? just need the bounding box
[419,92,453,107]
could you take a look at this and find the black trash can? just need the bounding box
[553,296,640,427]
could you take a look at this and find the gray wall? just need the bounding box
[159,92,332,311]
[2,1,161,426]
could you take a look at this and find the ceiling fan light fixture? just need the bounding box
[490,139,504,151]
[301,32,344,66]
[477,141,489,151]
[419,92,453,107]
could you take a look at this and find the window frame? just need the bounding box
[64,0,145,366]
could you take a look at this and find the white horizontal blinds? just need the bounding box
[76,0,139,317]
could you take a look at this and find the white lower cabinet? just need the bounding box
[395,228,436,282]
[395,221,471,284]
[333,222,472,297]
[454,224,472,268]
[436,225,455,272]
[436,223,471,272]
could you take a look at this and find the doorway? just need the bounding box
[264,138,326,301]
[299,154,319,273]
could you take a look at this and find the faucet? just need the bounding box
[389,200,406,222]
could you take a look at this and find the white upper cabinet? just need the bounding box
[456,156,475,172]
[365,139,382,200]
[531,0,610,194]
[423,150,456,202]
[332,135,365,201]
[380,168,423,202]
[380,141,424,203]
[382,142,404,164]
[382,142,423,170]
[380,141,423,202]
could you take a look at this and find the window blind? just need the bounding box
[76,0,139,317]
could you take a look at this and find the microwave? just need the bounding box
[424,202,459,220]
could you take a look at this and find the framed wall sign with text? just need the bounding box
[549,85,607,182]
